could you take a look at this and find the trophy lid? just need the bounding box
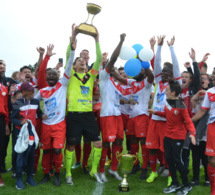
[87,3,101,15]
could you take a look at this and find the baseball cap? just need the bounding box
[20,81,34,92]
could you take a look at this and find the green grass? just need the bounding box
[0,137,211,195]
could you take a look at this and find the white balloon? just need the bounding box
[138,48,154,61]
[119,45,136,60]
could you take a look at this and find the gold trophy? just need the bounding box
[117,153,137,192]
[76,3,101,36]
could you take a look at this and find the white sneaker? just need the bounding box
[161,169,169,177]
[108,169,122,180]
[65,176,73,185]
[99,172,108,182]
[92,173,103,184]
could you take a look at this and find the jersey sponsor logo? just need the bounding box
[78,99,92,105]
[81,86,89,94]
[48,112,55,118]
[132,95,138,102]
[154,106,163,111]
[45,97,57,112]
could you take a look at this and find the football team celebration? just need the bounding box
[0,3,215,195]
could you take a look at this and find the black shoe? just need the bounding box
[176,186,192,195]
[39,174,51,184]
[130,163,140,175]
[54,172,61,186]
[163,184,180,193]
[83,166,90,175]
[140,168,147,180]
[190,180,199,187]
[204,181,210,186]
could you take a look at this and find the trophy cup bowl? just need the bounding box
[76,3,102,36]
[87,3,101,15]
[117,153,137,192]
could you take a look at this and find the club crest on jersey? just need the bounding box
[81,86,89,94]
[174,110,179,115]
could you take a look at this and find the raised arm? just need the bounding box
[189,48,201,94]
[145,68,154,84]
[37,44,56,89]
[154,35,165,83]
[34,47,45,79]
[199,53,210,71]
[149,36,156,70]
[105,34,126,73]
[167,36,181,84]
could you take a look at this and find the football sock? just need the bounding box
[54,152,63,173]
[131,143,139,165]
[111,144,122,171]
[91,147,102,174]
[99,147,108,173]
[75,144,82,163]
[141,144,149,169]
[65,149,73,178]
[82,143,91,167]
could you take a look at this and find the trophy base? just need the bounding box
[76,23,97,36]
[118,184,129,192]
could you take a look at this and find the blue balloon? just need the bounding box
[132,44,143,55]
[141,61,150,69]
[124,59,142,77]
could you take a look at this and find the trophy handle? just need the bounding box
[91,15,95,25]
[85,13,90,23]
[133,153,138,164]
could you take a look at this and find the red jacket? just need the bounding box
[155,99,195,140]
[0,84,9,124]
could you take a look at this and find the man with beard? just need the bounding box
[145,36,182,185]
[192,68,215,195]
[36,29,76,186]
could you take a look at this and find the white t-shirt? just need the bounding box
[127,78,153,118]
[99,68,122,117]
[201,87,215,124]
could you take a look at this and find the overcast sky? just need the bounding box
[1,0,214,77]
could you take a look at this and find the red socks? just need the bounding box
[208,164,215,195]
[54,153,63,173]
[111,144,122,171]
[141,144,149,169]
[42,153,51,174]
[149,154,158,172]
[82,143,91,167]
[131,143,139,165]
[99,147,108,173]
[75,144,82,163]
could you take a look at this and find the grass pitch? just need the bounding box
[0,138,211,195]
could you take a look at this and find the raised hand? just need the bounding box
[71,23,78,41]
[167,36,175,46]
[120,33,126,42]
[150,36,156,50]
[55,62,63,70]
[157,35,166,46]
[9,83,16,95]
[202,53,210,62]
[189,48,196,62]
[46,44,56,57]
[184,62,191,69]
[36,47,45,55]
